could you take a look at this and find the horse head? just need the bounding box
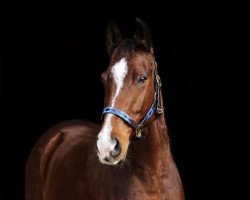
[96,18,162,165]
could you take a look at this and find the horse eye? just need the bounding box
[138,75,148,84]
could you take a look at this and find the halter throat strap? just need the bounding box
[101,62,163,138]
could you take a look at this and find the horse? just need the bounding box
[25,18,185,200]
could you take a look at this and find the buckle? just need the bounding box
[154,92,157,100]
[156,75,162,86]
[156,107,163,114]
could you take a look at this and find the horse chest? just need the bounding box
[88,169,168,200]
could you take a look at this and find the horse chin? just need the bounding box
[99,158,121,165]
[100,160,118,165]
[112,157,126,166]
[98,154,126,166]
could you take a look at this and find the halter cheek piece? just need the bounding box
[101,62,163,139]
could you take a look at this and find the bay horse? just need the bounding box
[26,18,185,200]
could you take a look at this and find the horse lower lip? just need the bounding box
[100,160,118,165]
[99,156,120,165]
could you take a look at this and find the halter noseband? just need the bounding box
[101,62,163,139]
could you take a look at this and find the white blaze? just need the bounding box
[97,58,128,163]
[111,58,128,106]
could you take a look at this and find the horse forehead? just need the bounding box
[110,58,129,86]
[109,53,152,80]
[111,58,128,77]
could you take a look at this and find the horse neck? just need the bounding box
[129,112,171,174]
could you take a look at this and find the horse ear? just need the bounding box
[134,18,153,53]
[105,20,122,57]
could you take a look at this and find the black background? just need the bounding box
[1,0,228,199]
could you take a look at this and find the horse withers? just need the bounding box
[26,18,185,200]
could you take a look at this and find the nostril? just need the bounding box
[104,156,110,162]
[111,139,120,157]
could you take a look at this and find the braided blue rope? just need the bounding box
[138,99,157,127]
[101,98,157,137]
[102,107,139,130]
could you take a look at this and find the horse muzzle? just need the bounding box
[96,138,122,165]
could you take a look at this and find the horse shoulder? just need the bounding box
[25,119,100,200]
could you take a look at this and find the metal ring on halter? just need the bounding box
[135,125,142,138]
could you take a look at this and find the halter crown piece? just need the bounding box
[101,61,163,139]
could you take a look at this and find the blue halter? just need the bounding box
[101,62,163,138]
